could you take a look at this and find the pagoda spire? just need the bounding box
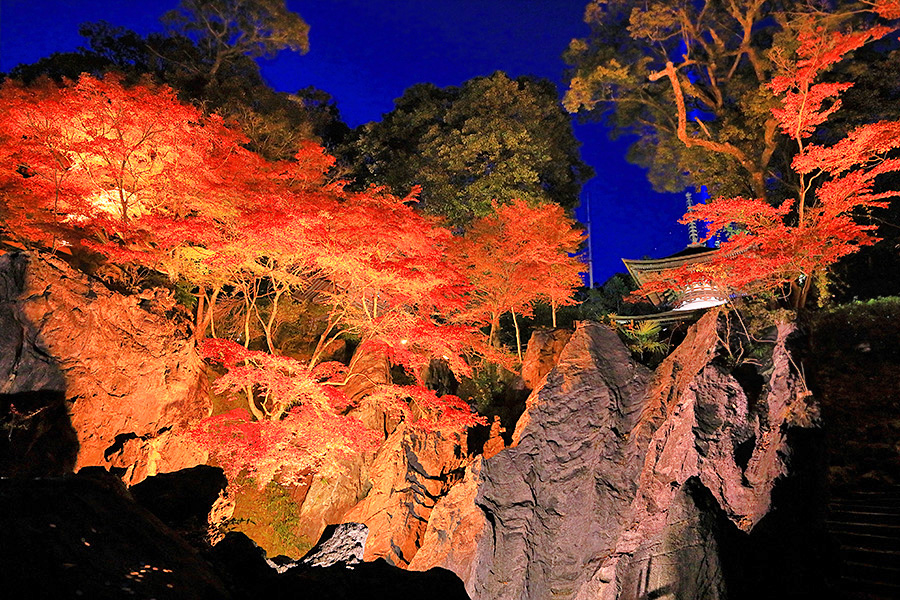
[685,192,699,245]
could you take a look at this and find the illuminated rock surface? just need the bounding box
[518,326,573,391]
[342,423,468,566]
[409,314,826,599]
[472,320,652,599]
[407,456,487,583]
[301,522,368,568]
[0,252,208,484]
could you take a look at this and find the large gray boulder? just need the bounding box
[462,313,820,599]
[471,321,652,599]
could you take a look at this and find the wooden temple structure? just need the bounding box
[619,194,728,323]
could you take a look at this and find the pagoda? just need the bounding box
[621,194,728,317]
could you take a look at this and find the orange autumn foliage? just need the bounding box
[194,338,483,488]
[1,73,584,490]
[453,199,584,358]
[635,24,900,309]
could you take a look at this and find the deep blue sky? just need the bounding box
[0,0,690,284]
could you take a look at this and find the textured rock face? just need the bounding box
[471,322,653,600]
[0,252,208,484]
[519,327,573,391]
[293,452,372,548]
[342,423,468,566]
[407,457,486,584]
[609,480,727,600]
[601,319,813,600]
[415,313,819,600]
[301,522,368,567]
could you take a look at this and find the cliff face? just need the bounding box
[472,322,651,600]
[342,423,468,566]
[407,313,822,599]
[0,252,209,484]
[0,251,827,598]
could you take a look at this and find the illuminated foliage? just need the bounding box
[0,72,584,491]
[0,74,251,254]
[194,338,482,489]
[189,406,379,489]
[634,24,900,309]
[564,0,899,202]
[453,199,585,359]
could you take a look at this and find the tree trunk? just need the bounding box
[246,388,265,421]
[208,287,220,338]
[194,286,221,341]
[242,291,253,349]
[195,286,206,341]
[511,309,522,361]
[255,286,283,354]
[490,313,501,348]
[310,306,342,368]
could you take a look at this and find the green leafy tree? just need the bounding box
[340,72,593,225]
[563,0,899,203]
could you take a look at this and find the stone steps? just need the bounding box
[827,488,900,599]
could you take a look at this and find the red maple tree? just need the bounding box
[636,24,900,309]
[453,199,584,359]
[191,338,382,488]
[2,73,590,491]
[0,75,248,251]
[193,336,485,489]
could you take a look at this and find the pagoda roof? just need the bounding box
[622,244,716,272]
[621,244,720,308]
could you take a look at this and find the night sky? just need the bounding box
[0,0,691,284]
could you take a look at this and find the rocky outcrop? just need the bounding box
[407,313,820,599]
[293,452,373,549]
[597,315,814,600]
[0,251,208,484]
[519,327,573,391]
[471,321,653,599]
[301,522,368,568]
[407,457,487,583]
[342,423,468,566]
